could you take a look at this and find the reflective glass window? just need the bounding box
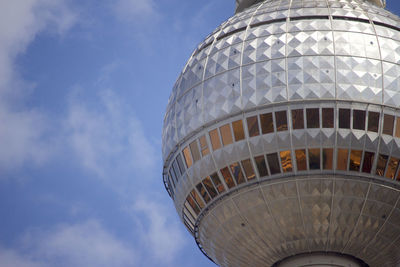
[260,113,274,134]
[306,109,320,128]
[308,148,321,170]
[199,135,209,157]
[396,118,400,138]
[183,146,193,168]
[232,120,245,141]
[376,154,389,176]
[241,159,256,180]
[353,110,366,130]
[280,151,293,173]
[196,182,211,204]
[254,155,268,177]
[209,129,222,150]
[349,150,362,172]
[337,149,349,170]
[190,140,201,163]
[220,167,235,189]
[295,149,307,171]
[292,109,304,130]
[368,111,379,132]
[203,177,218,198]
[172,160,181,177]
[184,202,197,222]
[322,108,334,128]
[190,189,205,209]
[339,109,350,129]
[383,114,395,136]
[176,154,186,174]
[168,174,175,188]
[386,157,400,179]
[230,162,245,185]
[362,152,375,173]
[210,173,225,193]
[267,153,281,175]
[220,124,233,146]
[186,195,200,215]
[247,116,260,137]
[275,111,288,131]
[169,168,177,183]
[323,148,333,170]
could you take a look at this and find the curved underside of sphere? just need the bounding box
[197,175,400,266]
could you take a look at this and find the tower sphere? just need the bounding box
[162,0,400,266]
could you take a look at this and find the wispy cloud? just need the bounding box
[114,0,160,22]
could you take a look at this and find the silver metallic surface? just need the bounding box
[162,0,400,266]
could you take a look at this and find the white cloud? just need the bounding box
[65,88,157,180]
[114,0,159,22]
[0,247,40,267]
[133,197,186,263]
[0,0,77,172]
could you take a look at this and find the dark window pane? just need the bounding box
[295,149,307,171]
[190,140,201,162]
[220,124,233,146]
[210,173,225,193]
[176,154,186,174]
[353,110,366,130]
[230,162,245,185]
[376,154,389,176]
[232,120,245,141]
[362,152,375,173]
[396,117,400,138]
[349,150,362,172]
[241,159,256,180]
[254,155,268,177]
[308,148,321,170]
[368,111,379,132]
[337,149,349,170]
[190,189,205,209]
[339,109,350,129]
[292,109,304,130]
[323,148,333,170]
[209,129,222,150]
[275,111,288,131]
[383,114,395,136]
[280,150,292,172]
[322,108,334,128]
[220,167,235,189]
[306,109,320,128]
[203,177,218,198]
[196,183,211,204]
[386,157,400,179]
[183,146,193,168]
[267,153,281,175]
[186,195,200,215]
[199,135,209,157]
[260,113,274,134]
[247,116,260,137]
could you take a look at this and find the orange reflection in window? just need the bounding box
[376,154,389,176]
[386,157,399,179]
[230,162,245,185]
[220,167,235,189]
[260,113,274,134]
[183,146,193,168]
[349,150,362,172]
[190,189,205,209]
[323,148,333,170]
[280,150,292,173]
[196,183,210,204]
[210,173,225,193]
[241,159,256,180]
[232,120,245,141]
[209,129,221,150]
[186,195,200,215]
[295,149,307,171]
[220,124,233,146]
[203,177,218,198]
[337,149,348,171]
[199,135,209,156]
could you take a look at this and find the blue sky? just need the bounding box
[1,1,400,267]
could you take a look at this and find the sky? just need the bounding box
[1,1,400,267]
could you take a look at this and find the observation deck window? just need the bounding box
[232,120,245,141]
[349,150,362,172]
[386,157,400,179]
[396,118,400,138]
[220,167,235,189]
[183,146,193,168]
[241,159,256,180]
[190,140,201,163]
[383,114,395,136]
[267,153,281,175]
[280,151,293,173]
[230,162,245,185]
[339,109,351,129]
[186,195,200,215]
[292,109,304,130]
[362,152,375,173]
[220,124,234,146]
[337,149,349,170]
[247,116,260,137]
[196,182,211,204]
[209,129,222,150]
[176,154,186,174]
[203,177,218,199]
[295,149,307,171]
[376,154,389,176]
[306,109,320,129]
[275,111,288,131]
[323,148,334,170]
[255,155,268,177]
[308,148,321,170]
[199,135,210,157]
[190,189,205,209]
[210,173,225,193]
[353,110,366,130]
[261,113,274,134]
[368,111,380,132]
[322,108,334,128]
